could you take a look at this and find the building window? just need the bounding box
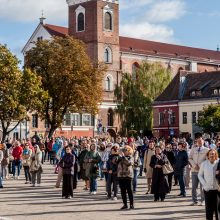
[32,114,38,128]
[104,12,112,31]
[82,114,91,126]
[107,109,114,126]
[37,36,43,41]
[192,112,197,124]
[63,113,71,126]
[44,119,49,128]
[170,112,176,125]
[105,75,113,91]
[72,114,80,126]
[191,91,196,97]
[198,111,203,121]
[105,77,111,91]
[182,112,187,124]
[214,89,218,95]
[104,47,112,63]
[77,12,85,32]
[159,112,165,125]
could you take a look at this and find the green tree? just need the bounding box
[136,62,171,101]
[0,44,46,141]
[114,73,151,135]
[25,36,105,138]
[115,62,171,135]
[197,104,220,134]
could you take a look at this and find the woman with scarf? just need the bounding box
[84,144,101,194]
[150,146,169,202]
[117,145,134,210]
[30,144,43,187]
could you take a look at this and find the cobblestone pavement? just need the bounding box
[0,163,205,220]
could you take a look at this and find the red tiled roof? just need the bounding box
[44,24,69,37]
[119,36,220,62]
[43,24,220,63]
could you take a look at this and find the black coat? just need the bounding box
[150,154,169,194]
[174,150,188,175]
[59,153,75,175]
[164,150,175,166]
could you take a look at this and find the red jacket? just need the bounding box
[12,146,23,160]
[48,141,54,151]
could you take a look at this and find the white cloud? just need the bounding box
[0,0,67,23]
[147,0,186,23]
[120,22,175,43]
[120,0,153,9]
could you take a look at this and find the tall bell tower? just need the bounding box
[67,0,121,134]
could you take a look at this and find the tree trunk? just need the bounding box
[2,129,9,143]
[48,126,57,139]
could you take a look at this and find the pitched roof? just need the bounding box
[44,24,69,37]
[155,71,220,103]
[154,72,180,102]
[182,71,220,100]
[42,24,220,63]
[119,36,220,63]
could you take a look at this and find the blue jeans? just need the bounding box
[139,157,144,176]
[133,169,139,192]
[12,160,21,177]
[90,177,97,192]
[177,174,186,195]
[99,162,104,178]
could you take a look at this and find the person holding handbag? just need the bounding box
[150,146,169,202]
[84,144,101,195]
[30,145,43,187]
[22,143,32,184]
[198,149,219,220]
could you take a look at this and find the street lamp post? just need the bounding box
[164,109,173,137]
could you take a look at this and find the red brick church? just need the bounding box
[22,0,220,139]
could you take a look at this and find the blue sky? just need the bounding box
[1,0,220,63]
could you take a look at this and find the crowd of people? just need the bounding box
[0,133,220,219]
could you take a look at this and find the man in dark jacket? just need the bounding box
[174,142,189,197]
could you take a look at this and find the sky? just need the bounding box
[1,0,220,63]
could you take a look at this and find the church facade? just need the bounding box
[22,0,220,139]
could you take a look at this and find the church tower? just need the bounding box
[66,0,120,135]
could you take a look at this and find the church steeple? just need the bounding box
[39,10,46,24]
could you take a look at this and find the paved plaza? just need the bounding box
[0,164,205,220]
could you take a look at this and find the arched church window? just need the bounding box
[105,75,113,91]
[107,108,114,126]
[104,47,112,63]
[77,12,85,32]
[105,12,112,31]
[132,62,139,80]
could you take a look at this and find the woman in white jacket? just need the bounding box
[198,149,220,220]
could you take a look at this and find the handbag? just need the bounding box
[162,160,174,175]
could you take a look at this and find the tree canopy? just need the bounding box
[115,62,171,135]
[0,44,46,141]
[25,36,105,137]
[197,104,220,134]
